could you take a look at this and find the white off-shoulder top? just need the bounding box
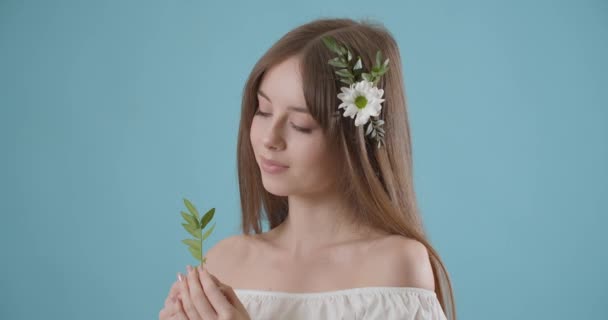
[234,286,447,320]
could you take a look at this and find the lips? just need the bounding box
[260,157,289,168]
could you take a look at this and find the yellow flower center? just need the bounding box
[355,95,368,109]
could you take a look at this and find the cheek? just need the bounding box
[292,140,329,171]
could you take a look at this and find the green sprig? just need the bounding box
[180,198,216,266]
[321,36,390,87]
[365,118,386,148]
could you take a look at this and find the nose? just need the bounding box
[263,122,286,151]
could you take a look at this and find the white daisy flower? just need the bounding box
[337,80,385,127]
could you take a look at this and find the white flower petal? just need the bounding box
[369,106,381,117]
[354,112,370,126]
[343,104,358,118]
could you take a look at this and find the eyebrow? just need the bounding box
[257,89,309,114]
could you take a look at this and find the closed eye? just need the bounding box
[254,110,312,133]
[254,110,270,117]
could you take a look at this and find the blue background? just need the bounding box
[1,0,606,319]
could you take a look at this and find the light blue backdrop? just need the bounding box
[1,0,606,319]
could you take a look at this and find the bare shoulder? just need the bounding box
[364,235,435,291]
[203,234,255,282]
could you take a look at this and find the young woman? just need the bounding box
[159,17,456,320]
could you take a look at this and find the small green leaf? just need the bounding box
[383,58,390,69]
[335,69,353,78]
[201,208,215,229]
[353,57,362,70]
[182,239,201,252]
[376,67,387,78]
[328,57,348,68]
[202,222,216,241]
[182,223,201,239]
[188,246,202,261]
[362,73,372,82]
[183,198,199,220]
[321,36,343,55]
[340,78,353,85]
[375,51,382,68]
[181,222,196,233]
[366,122,374,135]
[181,211,199,229]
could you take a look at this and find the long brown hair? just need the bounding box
[236,17,456,319]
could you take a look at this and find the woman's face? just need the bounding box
[250,55,338,197]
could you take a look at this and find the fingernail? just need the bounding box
[177,272,183,282]
[197,265,203,272]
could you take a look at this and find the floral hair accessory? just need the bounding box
[321,36,389,149]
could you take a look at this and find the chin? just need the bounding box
[261,176,293,197]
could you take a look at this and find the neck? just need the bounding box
[270,190,370,259]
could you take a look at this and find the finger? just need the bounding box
[171,298,189,320]
[207,272,222,287]
[171,312,188,320]
[207,276,249,315]
[177,272,202,320]
[206,272,233,299]
[199,267,234,315]
[202,268,230,297]
[158,304,172,320]
[169,299,188,320]
[169,313,188,320]
[198,271,249,316]
[207,273,236,303]
[162,299,178,317]
[164,281,180,308]
[159,297,182,319]
[187,264,217,318]
[219,284,249,314]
